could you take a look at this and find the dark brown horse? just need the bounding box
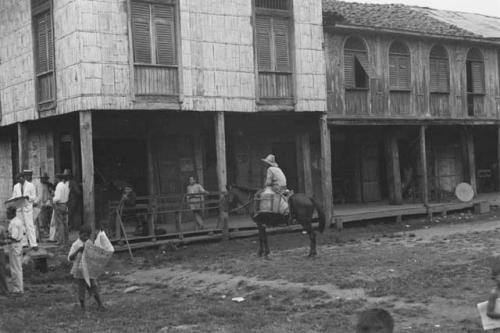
[227,185,325,257]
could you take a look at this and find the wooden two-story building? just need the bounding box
[0,0,333,231]
[323,1,500,224]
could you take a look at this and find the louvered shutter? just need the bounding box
[256,16,272,71]
[398,56,410,89]
[344,51,354,88]
[471,61,484,93]
[355,52,369,74]
[273,17,290,72]
[36,12,48,74]
[429,58,439,92]
[389,55,398,88]
[437,59,449,92]
[153,4,176,66]
[132,2,152,64]
[47,10,54,71]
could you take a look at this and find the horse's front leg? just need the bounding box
[257,224,264,257]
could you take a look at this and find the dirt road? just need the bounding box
[1,212,500,332]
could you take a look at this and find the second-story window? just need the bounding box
[466,48,485,116]
[389,41,411,91]
[429,45,449,93]
[131,0,178,99]
[255,0,293,101]
[32,0,56,112]
[344,37,369,89]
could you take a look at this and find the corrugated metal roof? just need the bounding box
[323,1,500,40]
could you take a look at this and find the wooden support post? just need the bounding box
[465,128,477,196]
[146,127,156,240]
[419,125,429,207]
[385,131,402,205]
[215,112,228,239]
[193,134,204,186]
[498,126,500,192]
[79,111,95,232]
[17,123,29,172]
[319,114,334,229]
[298,132,313,197]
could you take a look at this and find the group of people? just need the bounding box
[11,169,82,250]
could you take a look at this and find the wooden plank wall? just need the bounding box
[325,31,500,119]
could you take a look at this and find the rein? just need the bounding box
[229,190,254,213]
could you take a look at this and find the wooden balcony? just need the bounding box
[134,64,179,101]
[345,89,369,115]
[258,71,293,104]
[389,91,411,116]
[430,93,450,117]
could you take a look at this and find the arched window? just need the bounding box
[466,48,485,116]
[429,45,449,93]
[389,41,410,90]
[344,36,369,89]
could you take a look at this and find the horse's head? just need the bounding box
[226,184,254,209]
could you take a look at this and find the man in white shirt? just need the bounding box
[261,154,287,194]
[52,172,70,245]
[7,206,25,293]
[12,171,38,250]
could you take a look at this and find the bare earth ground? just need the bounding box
[2,210,500,332]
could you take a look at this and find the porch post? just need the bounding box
[498,125,500,191]
[215,112,228,238]
[79,111,95,232]
[465,128,477,195]
[419,125,429,206]
[319,114,334,228]
[298,132,313,197]
[146,125,156,239]
[17,122,29,172]
[385,130,402,204]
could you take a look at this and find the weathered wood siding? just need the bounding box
[325,31,500,120]
[0,0,326,127]
[0,136,12,217]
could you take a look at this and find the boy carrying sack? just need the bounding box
[68,225,114,311]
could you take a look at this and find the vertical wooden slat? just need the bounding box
[80,111,95,232]
[319,114,334,228]
[419,125,429,206]
[146,125,156,239]
[214,112,228,239]
[497,125,500,192]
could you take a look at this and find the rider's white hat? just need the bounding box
[261,154,278,167]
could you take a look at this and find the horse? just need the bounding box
[226,185,326,257]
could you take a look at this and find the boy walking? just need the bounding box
[7,206,25,294]
[68,225,104,311]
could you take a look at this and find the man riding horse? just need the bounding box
[259,154,290,217]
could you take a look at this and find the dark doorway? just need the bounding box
[272,142,298,191]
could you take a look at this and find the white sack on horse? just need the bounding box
[256,188,289,216]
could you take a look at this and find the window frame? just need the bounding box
[388,40,411,92]
[429,45,450,94]
[343,36,370,91]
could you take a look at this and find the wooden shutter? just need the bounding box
[273,17,290,72]
[471,61,484,93]
[256,16,272,71]
[430,58,449,93]
[344,51,354,88]
[47,10,54,71]
[35,12,49,74]
[390,55,410,90]
[131,2,152,64]
[153,4,176,65]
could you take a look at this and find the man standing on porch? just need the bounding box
[52,172,70,246]
[187,176,209,230]
[12,171,38,251]
[261,154,287,194]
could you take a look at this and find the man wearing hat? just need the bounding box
[11,170,38,250]
[261,154,287,194]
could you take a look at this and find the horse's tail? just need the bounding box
[310,197,326,233]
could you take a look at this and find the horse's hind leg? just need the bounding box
[262,226,270,257]
[305,225,317,257]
